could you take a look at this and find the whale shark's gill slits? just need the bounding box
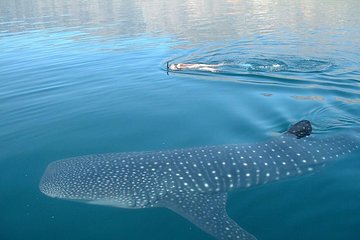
[227,146,239,189]
[170,151,187,190]
[169,148,214,193]
[189,147,224,192]
[242,146,253,187]
[201,149,223,192]
[184,152,197,191]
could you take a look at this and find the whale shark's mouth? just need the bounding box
[89,199,136,208]
[39,182,63,198]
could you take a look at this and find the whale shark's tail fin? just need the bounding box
[287,120,312,138]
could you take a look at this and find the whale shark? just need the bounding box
[39,120,360,240]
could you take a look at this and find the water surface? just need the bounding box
[1,0,360,240]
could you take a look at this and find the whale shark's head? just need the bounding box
[39,158,110,201]
[39,160,67,199]
[39,156,162,208]
[39,158,138,208]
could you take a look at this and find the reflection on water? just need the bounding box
[291,95,325,102]
[1,0,360,45]
[1,1,360,240]
[335,97,360,104]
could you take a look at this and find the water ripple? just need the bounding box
[165,48,360,96]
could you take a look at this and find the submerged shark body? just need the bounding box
[40,121,360,240]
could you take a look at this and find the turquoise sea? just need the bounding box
[1,0,360,239]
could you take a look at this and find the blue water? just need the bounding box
[1,0,360,239]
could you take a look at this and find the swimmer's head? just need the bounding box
[169,63,181,71]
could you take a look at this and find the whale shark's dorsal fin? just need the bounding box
[157,191,257,240]
[287,120,312,138]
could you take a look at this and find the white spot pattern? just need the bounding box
[39,129,360,240]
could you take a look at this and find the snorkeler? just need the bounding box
[168,62,223,72]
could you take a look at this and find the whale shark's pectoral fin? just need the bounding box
[156,191,257,240]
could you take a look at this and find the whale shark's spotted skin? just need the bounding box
[40,121,360,240]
